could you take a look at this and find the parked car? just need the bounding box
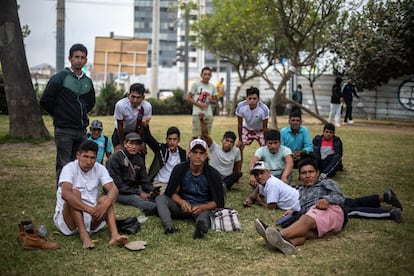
[158,90,174,100]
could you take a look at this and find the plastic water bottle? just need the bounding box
[37,225,47,238]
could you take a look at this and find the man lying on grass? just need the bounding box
[255,158,347,255]
[53,140,128,249]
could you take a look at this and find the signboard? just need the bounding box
[94,37,148,75]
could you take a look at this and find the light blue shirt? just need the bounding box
[280,125,313,154]
[254,145,292,177]
[87,133,112,164]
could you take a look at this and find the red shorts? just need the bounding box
[241,127,265,146]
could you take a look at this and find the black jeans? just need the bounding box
[223,172,243,190]
[344,100,353,122]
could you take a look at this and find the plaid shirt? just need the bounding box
[298,179,345,212]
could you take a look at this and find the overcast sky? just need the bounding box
[18,0,134,68]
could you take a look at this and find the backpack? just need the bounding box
[210,208,242,232]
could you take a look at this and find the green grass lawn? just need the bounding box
[0,114,413,275]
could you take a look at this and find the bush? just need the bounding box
[148,89,192,115]
[94,82,126,115]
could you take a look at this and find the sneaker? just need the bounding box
[265,227,297,255]
[384,188,403,210]
[348,120,354,124]
[390,208,403,223]
[164,226,180,235]
[335,123,341,128]
[193,220,209,239]
[254,218,268,240]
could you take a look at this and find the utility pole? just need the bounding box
[56,0,65,72]
[151,0,160,97]
[184,9,189,95]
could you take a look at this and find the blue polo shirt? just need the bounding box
[280,125,313,154]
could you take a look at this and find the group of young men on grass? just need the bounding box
[36,43,403,254]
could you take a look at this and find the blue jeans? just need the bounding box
[117,193,157,215]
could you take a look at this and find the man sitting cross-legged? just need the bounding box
[155,139,225,239]
[53,140,128,249]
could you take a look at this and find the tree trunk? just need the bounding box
[0,0,50,139]
[310,83,320,115]
[229,85,242,116]
[267,70,327,130]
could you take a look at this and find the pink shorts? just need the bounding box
[241,127,265,146]
[305,205,344,237]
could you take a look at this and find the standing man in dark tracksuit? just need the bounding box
[342,78,359,124]
[40,44,95,183]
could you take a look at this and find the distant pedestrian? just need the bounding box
[40,43,95,183]
[216,77,225,115]
[342,78,359,124]
[328,77,344,127]
[291,84,303,114]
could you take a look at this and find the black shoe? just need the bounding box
[193,220,209,239]
[390,208,403,223]
[384,188,403,211]
[254,218,268,240]
[164,226,180,235]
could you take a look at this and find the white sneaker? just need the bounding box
[348,120,354,124]
[335,123,341,127]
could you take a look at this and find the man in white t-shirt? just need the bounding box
[187,66,217,138]
[199,113,242,190]
[243,161,300,211]
[236,86,269,166]
[249,129,294,186]
[53,140,128,249]
[112,83,152,152]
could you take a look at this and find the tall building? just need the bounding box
[133,0,226,79]
[133,0,177,67]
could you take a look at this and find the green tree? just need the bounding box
[334,0,414,89]
[261,0,342,128]
[0,0,50,139]
[192,0,275,115]
[194,0,343,128]
[94,82,125,115]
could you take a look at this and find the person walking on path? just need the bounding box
[328,77,344,127]
[342,78,359,124]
